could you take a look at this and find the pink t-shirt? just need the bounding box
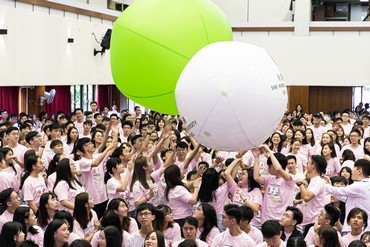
[287,152,307,174]
[256,241,286,247]
[248,226,263,245]
[73,210,98,238]
[168,185,193,219]
[47,172,56,191]
[26,225,44,247]
[3,163,22,183]
[212,229,256,247]
[54,180,85,213]
[132,178,160,207]
[90,229,131,247]
[196,226,220,246]
[205,181,238,215]
[22,175,47,207]
[163,223,182,246]
[325,158,341,178]
[341,145,364,161]
[9,144,28,167]
[107,176,131,202]
[0,210,14,232]
[301,176,328,225]
[233,187,262,227]
[79,156,108,204]
[261,175,296,222]
[0,170,20,192]
[340,232,362,247]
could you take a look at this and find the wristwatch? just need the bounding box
[296,181,304,187]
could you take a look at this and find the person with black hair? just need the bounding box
[304,204,341,246]
[104,157,132,202]
[144,230,166,247]
[172,216,208,247]
[257,220,284,247]
[325,159,370,232]
[90,210,130,247]
[0,188,20,231]
[20,154,47,214]
[18,240,39,247]
[0,147,22,183]
[156,204,181,245]
[212,204,256,247]
[54,210,80,244]
[340,208,368,247]
[127,203,156,247]
[193,203,219,246]
[279,206,303,242]
[0,152,19,193]
[330,176,347,228]
[107,198,138,234]
[296,155,327,236]
[97,225,122,247]
[253,145,296,223]
[73,192,100,242]
[286,237,306,247]
[44,219,70,247]
[5,126,28,167]
[70,239,93,247]
[0,221,25,247]
[315,226,341,247]
[239,205,263,244]
[53,158,84,213]
[37,192,58,231]
[13,206,44,246]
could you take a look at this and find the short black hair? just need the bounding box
[261,220,282,238]
[324,204,340,226]
[240,205,254,223]
[347,207,368,229]
[354,159,370,177]
[224,204,241,225]
[267,153,288,170]
[137,203,155,214]
[286,206,303,225]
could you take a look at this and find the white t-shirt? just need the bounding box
[212,229,256,247]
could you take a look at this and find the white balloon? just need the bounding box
[175,41,287,151]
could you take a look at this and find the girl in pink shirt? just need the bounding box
[157,204,182,246]
[321,143,341,178]
[13,206,44,247]
[21,155,47,214]
[53,210,81,245]
[198,157,241,231]
[287,139,308,174]
[193,203,220,246]
[37,192,58,231]
[0,147,22,183]
[105,157,132,202]
[107,198,138,234]
[164,164,200,224]
[73,192,100,242]
[53,158,85,213]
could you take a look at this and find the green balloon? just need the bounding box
[110,0,232,115]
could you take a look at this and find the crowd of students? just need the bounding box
[0,102,370,247]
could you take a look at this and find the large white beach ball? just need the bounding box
[175,41,287,151]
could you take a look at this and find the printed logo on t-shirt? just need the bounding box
[35,184,47,196]
[266,184,282,203]
[83,225,94,238]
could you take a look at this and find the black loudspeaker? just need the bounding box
[94,29,112,56]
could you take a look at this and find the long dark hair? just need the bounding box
[107,198,131,232]
[164,165,188,201]
[37,192,58,229]
[0,221,23,247]
[269,132,283,152]
[198,203,217,242]
[73,192,92,229]
[130,156,154,192]
[304,128,316,147]
[44,219,69,247]
[67,126,78,145]
[321,143,337,158]
[364,137,370,156]
[145,230,166,247]
[246,168,260,192]
[198,168,219,203]
[317,226,341,247]
[104,157,122,184]
[54,210,74,232]
[103,226,123,247]
[47,153,64,177]
[157,204,174,230]
[0,147,17,175]
[53,158,81,191]
[13,206,39,237]
[100,211,124,242]
[20,155,38,190]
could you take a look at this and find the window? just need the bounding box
[71,85,96,112]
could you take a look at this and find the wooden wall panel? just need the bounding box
[27,86,45,116]
[287,86,309,113]
[309,86,352,114]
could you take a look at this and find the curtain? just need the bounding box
[97,85,109,111]
[45,86,72,115]
[0,86,19,115]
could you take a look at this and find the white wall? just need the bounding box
[0,1,116,86]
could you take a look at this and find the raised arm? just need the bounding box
[252,148,265,185]
[259,144,292,182]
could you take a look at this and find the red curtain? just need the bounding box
[0,86,19,115]
[97,85,109,111]
[45,86,72,115]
